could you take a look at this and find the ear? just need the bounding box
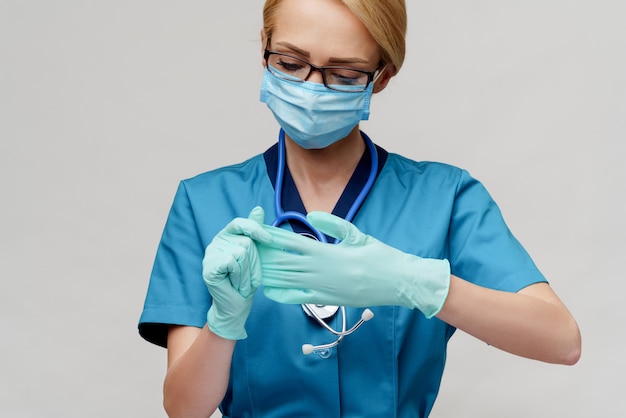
[260,29,268,67]
[373,65,397,94]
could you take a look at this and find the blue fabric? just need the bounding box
[138,134,546,417]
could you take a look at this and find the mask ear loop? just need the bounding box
[373,64,388,82]
[372,62,395,93]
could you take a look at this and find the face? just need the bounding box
[263,0,392,92]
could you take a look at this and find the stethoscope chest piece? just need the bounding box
[302,304,339,320]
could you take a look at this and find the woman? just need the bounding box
[138,0,581,416]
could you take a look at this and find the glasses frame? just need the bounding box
[264,49,379,93]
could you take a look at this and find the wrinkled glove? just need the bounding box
[203,206,272,339]
[258,211,450,318]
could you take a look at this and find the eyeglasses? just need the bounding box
[264,49,380,93]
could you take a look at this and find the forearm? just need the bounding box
[163,325,235,418]
[436,276,581,365]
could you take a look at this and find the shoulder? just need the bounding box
[180,153,267,193]
[165,152,275,238]
[382,152,471,191]
[379,153,495,212]
[385,152,463,175]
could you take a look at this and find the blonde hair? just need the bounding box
[262,0,407,72]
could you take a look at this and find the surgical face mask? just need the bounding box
[260,68,373,149]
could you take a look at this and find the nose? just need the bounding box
[305,67,325,85]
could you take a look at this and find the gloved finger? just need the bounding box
[204,233,250,287]
[263,286,314,305]
[219,234,264,297]
[223,216,272,244]
[202,249,242,286]
[259,224,322,253]
[208,272,247,303]
[306,211,359,242]
[247,206,265,225]
[226,237,251,295]
[257,240,318,278]
[259,264,311,289]
[236,236,263,295]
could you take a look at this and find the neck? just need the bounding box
[284,127,366,213]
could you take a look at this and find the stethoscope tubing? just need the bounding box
[272,129,378,231]
[270,129,378,355]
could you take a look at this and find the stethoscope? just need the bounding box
[271,129,377,355]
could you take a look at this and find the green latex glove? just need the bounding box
[258,211,450,318]
[203,206,272,340]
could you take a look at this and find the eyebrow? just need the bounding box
[274,41,370,65]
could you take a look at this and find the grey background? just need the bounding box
[1,1,624,417]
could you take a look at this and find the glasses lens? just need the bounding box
[325,69,369,92]
[267,53,310,82]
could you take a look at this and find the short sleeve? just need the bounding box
[138,181,211,348]
[449,170,547,292]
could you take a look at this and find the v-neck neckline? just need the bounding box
[263,134,387,236]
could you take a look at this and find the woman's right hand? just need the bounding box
[202,206,272,340]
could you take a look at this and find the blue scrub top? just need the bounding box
[139,133,546,417]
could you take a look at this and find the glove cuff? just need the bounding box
[207,306,248,340]
[404,257,451,319]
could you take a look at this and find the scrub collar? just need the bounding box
[263,133,388,237]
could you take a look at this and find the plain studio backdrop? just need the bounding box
[1,1,624,417]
